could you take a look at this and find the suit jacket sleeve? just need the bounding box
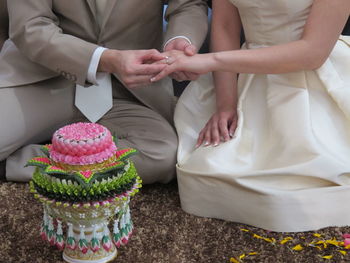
[0,0,8,50]
[7,0,98,86]
[164,0,208,50]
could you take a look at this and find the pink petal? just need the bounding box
[81,170,93,179]
[344,238,350,246]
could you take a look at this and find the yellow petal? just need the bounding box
[263,237,275,243]
[325,239,340,247]
[248,252,258,255]
[253,234,264,239]
[280,240,290,245]
[339,250,347,256]
[230,257,240,263]
[313,233,322,238]
[292,244,304,251]
[308,242,323,250]
[280,237,293,245]
[240,229,250,232]
[345,244,350,250]
[321,255,333,259]
[239,254,246,260]
[315,240,328,248]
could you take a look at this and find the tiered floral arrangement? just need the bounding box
[26,122,142,263]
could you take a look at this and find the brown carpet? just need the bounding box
[1,181,350,263]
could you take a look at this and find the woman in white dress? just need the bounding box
[152,0,350,232]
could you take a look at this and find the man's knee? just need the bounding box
[0,145,16,161]
[129,131,178,184]
[0,137,23,161]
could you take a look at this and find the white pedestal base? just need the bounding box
[63,248,117,263]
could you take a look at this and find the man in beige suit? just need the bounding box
[0,0,208,183]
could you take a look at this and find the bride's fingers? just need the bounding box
[211,123,220,146]
[219,119,230,142]
[150,65,176,82]
[229,120,238,138]
[203,129,212,146]
[151,59,168,65]
[196,130,206,148]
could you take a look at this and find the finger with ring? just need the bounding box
[165,56,172,65]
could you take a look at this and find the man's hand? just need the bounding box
[98,49,166,88]
[163,38,199,82]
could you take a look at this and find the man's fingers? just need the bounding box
[183,72,199,81]
[133,64,166,75]
[170,71,199,82]
[170,72,187,82]
[141,49,165,62]
[184,44,196,56]
[123,74,161,88]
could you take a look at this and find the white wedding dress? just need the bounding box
[174,0,350,232]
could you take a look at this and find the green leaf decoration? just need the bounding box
[45,165,71,176]
[40,145,50,157]
[25,157,52,169]
[98,161,125,174]
[74,170,96,184]
[112,135,118,147]
[66,237,76,250]
[42,167,98,187]
[90,237,100,252]
[31,162,139,202]
[115,148,138,162]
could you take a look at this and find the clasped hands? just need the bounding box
[98,38,205,88]
[98,38,235,147]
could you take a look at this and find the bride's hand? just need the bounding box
[196,108,238,147]
[150,53,214,82]
[163,39,200,82]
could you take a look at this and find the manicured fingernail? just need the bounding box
[195,143,200,148]
[213,143,219,147]
[150,77,155,82]
[204,141,210,146]
[229,133,234,138]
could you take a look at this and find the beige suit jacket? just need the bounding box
[0,0,7,49]
[0,0,208,121]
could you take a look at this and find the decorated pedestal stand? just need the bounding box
[26,123,142,263]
